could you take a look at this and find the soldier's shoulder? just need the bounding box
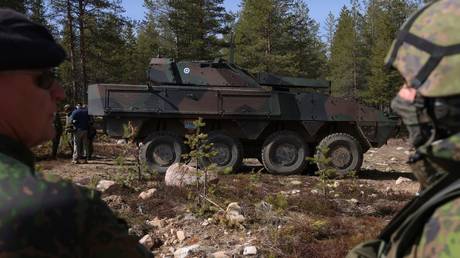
[415,197,460,257]
[0,152,31,174]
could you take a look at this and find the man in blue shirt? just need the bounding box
[70,104,90,164]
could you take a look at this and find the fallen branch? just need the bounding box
[199,194,225,211]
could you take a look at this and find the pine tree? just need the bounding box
[362,0,418,107]
[324,12,337,58]
[286,0,327,78]
[235,0,292,74]
[145,0,229,61]
[329,7,356,97]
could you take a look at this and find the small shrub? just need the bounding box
[266,193,288,213]
[307,146,337,197]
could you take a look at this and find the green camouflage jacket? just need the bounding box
[410,133,460,257]
[0,134,153,258]
[347,133,460,258]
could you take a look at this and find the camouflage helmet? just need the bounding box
[385,0,460,97]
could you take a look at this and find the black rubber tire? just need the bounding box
[316,133,363,175]
[139,131,185,174]
[261,131,309,175]
[200,131,243,172]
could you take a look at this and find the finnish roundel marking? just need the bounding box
[184,68,191,74]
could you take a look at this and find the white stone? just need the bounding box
[202,220,209,226]
[291,189,300,195]
[290,180,302,185]
[396,147,405,151]
[146,217,164,228]
[174,244,200,258]
[310,189,319,195]
[396,177,412,185]
[243,246,257,256]
[333,181,340,188]
[225,202,245,225]
[139,234,153,250]
[176,230,186,242]
[348,198,359,205]
[117,139,127,145]
[212,251,230,258]
[96,180,116,192]
[369,194,378,198]
[139,188,157,200]
[390,157,397,161]
[334,194,340,198]
[404,151,411,155]
[165,163,218,187]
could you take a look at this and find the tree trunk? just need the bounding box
[66,0,78,103]
[78,0,88,103]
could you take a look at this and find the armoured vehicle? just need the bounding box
[88,58,398,174]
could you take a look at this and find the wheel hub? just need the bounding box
[152,143,175,166]
[273,143,298,166]
[330,146,352,169]
[210,143,231,166]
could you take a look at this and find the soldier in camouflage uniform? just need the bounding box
[0,9,153,257]
[347,0,460,257]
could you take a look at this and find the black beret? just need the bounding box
[0,8,66,71]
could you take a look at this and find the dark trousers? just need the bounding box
[52,133,62,158]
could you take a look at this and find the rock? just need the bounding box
[396,147,405,151]
[395,177,412,185]
[212,251,230,258]
[165,163,218,187]
[176,230,186,242]
[290,180,302,185]
[139,188,157,200]
[146,217,164,228]
[333,181,340,188]
[103,195,131,213]
[404,151,411,155]
[390,157,397,161]
[96,180,116,192]
[226,202,245,225]
[202,220,209,226]
[334,194,340,198]
[255,201,272,214]
[128,224,144,237]
[139,234,154,250]
[369,193,378,198]
[243,246,257,256]
[291,189,300,195]
[348,198,359,205]
[183,213,196,221]
[117,139,127,145]
[174,244,200,258]
[310,189,319,195]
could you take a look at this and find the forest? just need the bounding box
[2,0,429,107]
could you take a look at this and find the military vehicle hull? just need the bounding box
[89,59,398,174]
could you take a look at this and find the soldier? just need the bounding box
[64,103,75,154]
[347,0,460,257]
[0,9,153,257]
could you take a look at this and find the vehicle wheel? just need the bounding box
[261,131,309,175]
[139,132,185,174]
[316,133,363,174]
[200,132,243,172]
